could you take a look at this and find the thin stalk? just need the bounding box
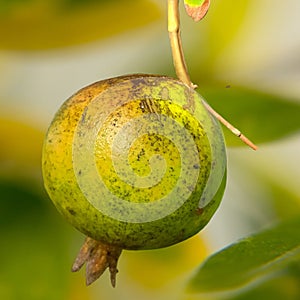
[167,0,258,150]
[168,0,195,88]
[203,101,258,150]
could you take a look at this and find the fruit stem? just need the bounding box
[167,0,258,150]
[72,237,122,287]
[168,0,195,88]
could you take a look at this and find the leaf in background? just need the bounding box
[0,0,160,50]
[0,180,75,300]
[225,262,300,300]
[184,0,252,79]
[124,234,207,289]
[198,84,300,146]
[0,117,43,185]
[0,115,95,299]
[186,217,300,294]
[264,179,300,221]
[184,0,210,22]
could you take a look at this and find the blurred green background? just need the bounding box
[1,0,300,299]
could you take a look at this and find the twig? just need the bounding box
[203,101,258,150]
[168,0,195,88]
[167,0,258,150]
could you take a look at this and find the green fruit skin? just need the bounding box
[42,74,227,250]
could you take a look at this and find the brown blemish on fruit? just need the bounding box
[183,87,196,113]
[195,207,204,215]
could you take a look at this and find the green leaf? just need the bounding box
[184,0,209,22]
[184,0,206,5]
[0,0,160,50]
[264,180,300,221]
[199,84,300,146]
[226,263,300,300]
[186,217,300,293]
[0,180,75,300]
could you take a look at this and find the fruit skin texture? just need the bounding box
[42,74,226,250]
